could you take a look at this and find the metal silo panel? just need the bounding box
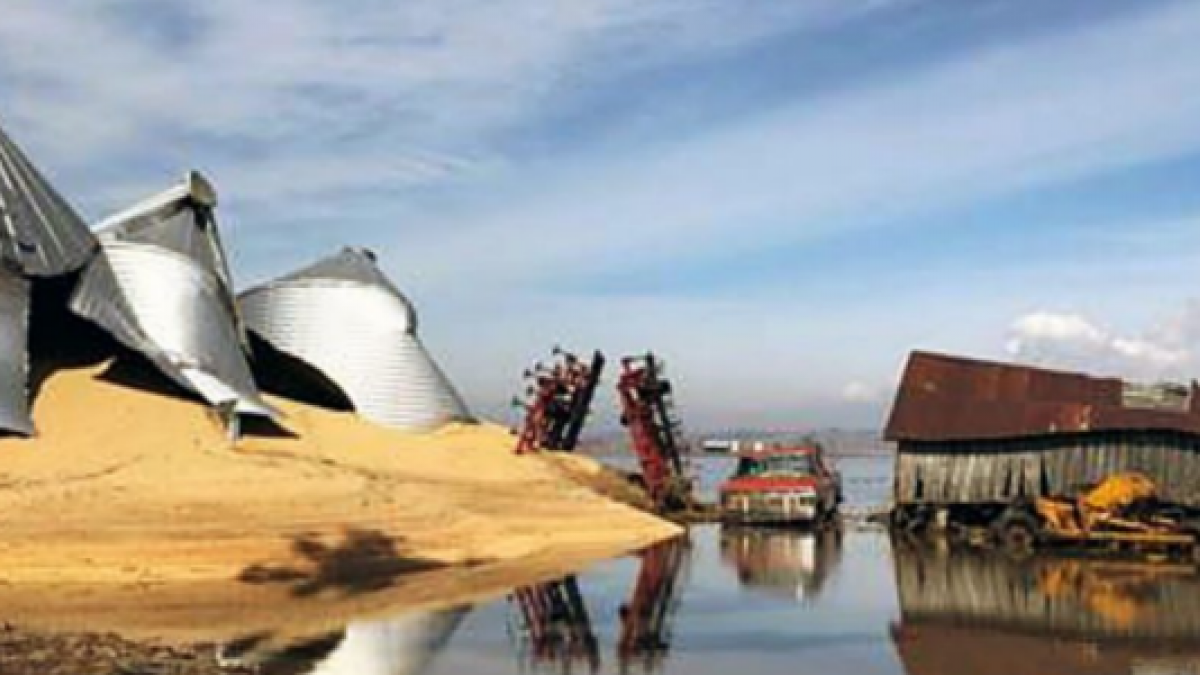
[0,121,96,276]
[239,249,472,431]
[69,174,273,419]
[0,270,33,435]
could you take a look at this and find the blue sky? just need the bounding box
[2,0,1199,430]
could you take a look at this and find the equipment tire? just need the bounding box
[994,509,1040,559]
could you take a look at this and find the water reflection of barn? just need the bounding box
[885,351,1200,524]
[891,541,1200,675]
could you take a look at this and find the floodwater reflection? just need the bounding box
[126,521,1200,675]
[507,536,692,674]
[719,526,843,603]
[891,539,1200,675]
[510,575,601,672]
[218,607,468,675]
[617,536,691,674]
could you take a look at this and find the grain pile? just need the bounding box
[0,360,679,643]
[539,452,654,511]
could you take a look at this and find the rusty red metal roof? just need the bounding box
[883,351,1200,442]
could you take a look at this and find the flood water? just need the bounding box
[225,455,1200,675]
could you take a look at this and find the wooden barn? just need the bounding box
[884,351,1200,521]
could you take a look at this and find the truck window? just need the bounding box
[735,454,816,478]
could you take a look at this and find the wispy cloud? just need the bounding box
[386,1,1200,292]
[1006,301,1200,383]
[1,1,1197,428]
[0,0,878,210]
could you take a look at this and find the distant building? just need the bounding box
[884,351,1200,522]
[701,439,740,454]
[702,438,777,454]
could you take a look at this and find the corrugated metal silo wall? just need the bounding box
[239,279,473,431]
[0,270,32,434]
[68,177,273,418]
[70,242,270,416]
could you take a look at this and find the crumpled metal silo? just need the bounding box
[0,270,33,435]
[0,119,98,435]
[238,247,473,431]
[69,171,275,419]
[0,122,97,277]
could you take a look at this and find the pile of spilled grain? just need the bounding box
[538,452,654,512]
[0,362,679,642]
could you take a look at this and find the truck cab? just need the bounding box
[719,445,841,526]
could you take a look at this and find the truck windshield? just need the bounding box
[735,454,816,478]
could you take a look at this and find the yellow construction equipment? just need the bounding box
[994,472,1200,560]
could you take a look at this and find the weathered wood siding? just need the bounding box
[895,431,1200,506]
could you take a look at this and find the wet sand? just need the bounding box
[0,362,679,645]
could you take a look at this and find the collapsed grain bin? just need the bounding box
[238,247,472,431]
[0,120,98,434]
[69,171,275,420]
[885,351,1200,525]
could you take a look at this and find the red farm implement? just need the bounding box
[616,354,694,511]
[513,348,606,454]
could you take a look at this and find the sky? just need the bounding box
[1,0,1199,431]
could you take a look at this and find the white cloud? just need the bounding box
[1005,303,1200,382]
[841,381,881,403]
[1004,312,1108,356]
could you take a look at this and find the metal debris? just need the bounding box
[885,351,1200,442]
[0,269,32,435]
[238,247,473,431]
[69,172,275,420]
[0,121,96,277]
[0,118,99,435]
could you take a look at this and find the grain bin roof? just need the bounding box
[0,121,97,276]
[883,351,1200,442]
[0,118,99,435]
[238,247,473,431]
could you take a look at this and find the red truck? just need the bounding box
[719,445,841,526]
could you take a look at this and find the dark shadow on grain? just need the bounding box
[238,528,447,597]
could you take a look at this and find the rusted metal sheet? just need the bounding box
[69,172,274,420]
[0,120,97,276]
[238,247,473,431]
[885,351,1200,442]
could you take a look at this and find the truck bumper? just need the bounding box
[720,500,820,525]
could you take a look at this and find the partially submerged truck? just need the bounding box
[719,445,841,526]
